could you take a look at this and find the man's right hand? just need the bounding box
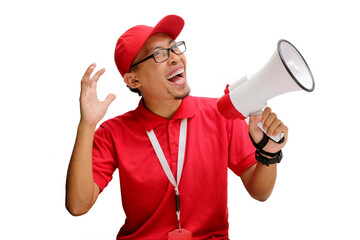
[80,63,116,127]
[66,63,115,216]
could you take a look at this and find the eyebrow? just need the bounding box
[146,39,175,55]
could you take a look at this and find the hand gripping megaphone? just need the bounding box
[217,39,315,142]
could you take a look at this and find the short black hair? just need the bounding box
[126,85,142,96]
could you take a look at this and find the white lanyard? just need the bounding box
[146,118,187,229]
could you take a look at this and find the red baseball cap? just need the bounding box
[114,15,185,77]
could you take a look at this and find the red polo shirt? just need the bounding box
[92,96,256,240]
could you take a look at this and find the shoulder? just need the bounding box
[187,95,218,104]
[186,96,222,117]
[187,96,219,110]
[97,109,137,133]
[188,95,250,130]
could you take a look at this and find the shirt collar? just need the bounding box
[134,96,196,131]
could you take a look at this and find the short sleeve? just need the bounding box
[92,125,118,192]
[227,119,257,176]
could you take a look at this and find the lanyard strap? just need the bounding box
[146,118,188,229]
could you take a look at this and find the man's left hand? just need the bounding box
[248,107,288,155]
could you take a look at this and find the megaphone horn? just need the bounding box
[217,39,315,142]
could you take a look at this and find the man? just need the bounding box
[66,15,288,239]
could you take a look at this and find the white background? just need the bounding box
[1,0,359,239]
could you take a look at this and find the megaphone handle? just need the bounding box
[257,122,285,143]
[251,110,285,143]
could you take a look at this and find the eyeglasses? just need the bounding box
[130,41,186,70]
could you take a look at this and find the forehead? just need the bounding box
[141,33,174,56]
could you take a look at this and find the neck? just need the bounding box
[142,97,182,120]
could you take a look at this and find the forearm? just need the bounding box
[66,122,97,215]
[245,162,277,202]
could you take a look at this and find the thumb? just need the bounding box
[103,94,116,107]
[248,114,262,132]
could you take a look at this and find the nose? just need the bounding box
[168,50,180,65]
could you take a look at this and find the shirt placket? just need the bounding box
[168,119,180,177]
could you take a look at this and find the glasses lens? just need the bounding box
[173,42,186,54]
[152,42,186,63]
[153,50,169,63]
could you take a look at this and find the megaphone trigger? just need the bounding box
[251,109,265,116]
[257,121,285,143]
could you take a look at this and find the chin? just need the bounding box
[174,87,191,100]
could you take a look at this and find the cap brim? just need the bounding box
[149,15,185,40]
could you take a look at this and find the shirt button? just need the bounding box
[169,123,173,128]
[171,143,177,148]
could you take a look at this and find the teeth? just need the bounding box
[167,68,184,80]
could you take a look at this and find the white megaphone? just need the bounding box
[217,39,315,142]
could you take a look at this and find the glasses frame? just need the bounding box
[129,41,186,70]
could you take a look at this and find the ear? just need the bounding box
[124,72,141,89]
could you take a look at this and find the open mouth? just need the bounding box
[166,68,185,85]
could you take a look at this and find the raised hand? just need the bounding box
[79,63,116,127]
